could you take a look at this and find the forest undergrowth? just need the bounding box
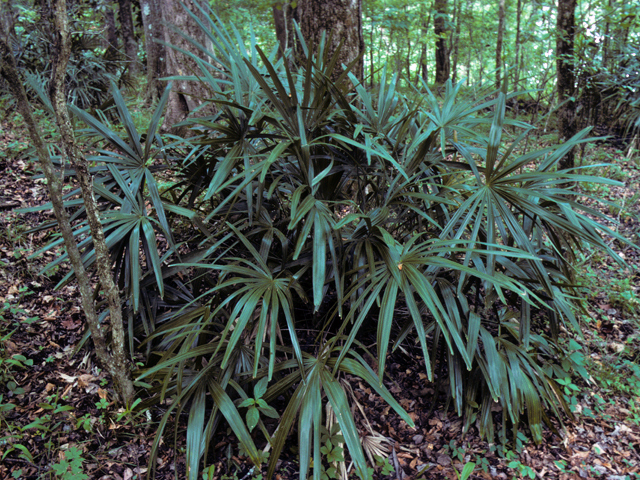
[0,108,639,480]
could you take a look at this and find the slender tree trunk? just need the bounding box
[0,4,134,405]
[118,0,139,78]
[601,0,612,69]
[273,3,287,59]
[466,0,472,84]
[272,1,299,61]
[378,16,384,83]
[417,43,426,84]
[370,13,374,88]
[298,0,364,83]
[418,3,431,84]
[514,0,522,91]
[405,7,412,81]
[451,0,461,83]
[51,0,134,403]
[140,0,165,103]
[103,2,119,71]
[556,0,577,169]
[434,0,450,84]
[496,0,506,88]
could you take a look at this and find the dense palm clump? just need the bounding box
[32,12,629,480]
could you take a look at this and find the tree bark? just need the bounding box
[297,0,364,83]
[556,0,577,170]
[496,0,506,89]
[160,0,216,135]
[434,0,450,84]
[118,0,139,78]
[140,0,166,103]
[0,4,134,405]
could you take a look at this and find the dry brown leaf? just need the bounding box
[59,373,77,383]
[77,374,96,388]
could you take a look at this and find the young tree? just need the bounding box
[434,0,450,84]
[297,0,364,82]
[0,0,134,405]
[556,0,577,169]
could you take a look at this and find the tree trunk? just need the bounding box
[418,3,430,84]
[118,0,139,78]
[297,0,364,83]
[556,0,577,170]
[601,0,612,69]
[405,6,412,81]
[273,3,287,59]
[0,4,134,405]
[434,0,450,84]
[160,0,216,135]
[451,0,461,83]
[514,0,522,91]
[272,1,298,61]
[0,1,16,41]
[103,2,119,74]
[496,0,506,89]
[466,0,472,84]
[140,0,165,103]
[370,13,374,88]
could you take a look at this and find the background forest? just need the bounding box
[0,0,639,480]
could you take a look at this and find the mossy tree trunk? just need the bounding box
[0,0,134,405]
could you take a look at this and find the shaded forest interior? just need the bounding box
[0,1,639,480]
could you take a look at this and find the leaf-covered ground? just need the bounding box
[1,117,639,480]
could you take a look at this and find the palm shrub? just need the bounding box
[31,8,632,480]
[596,41,640,139]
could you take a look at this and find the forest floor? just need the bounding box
[0,115,639,480]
